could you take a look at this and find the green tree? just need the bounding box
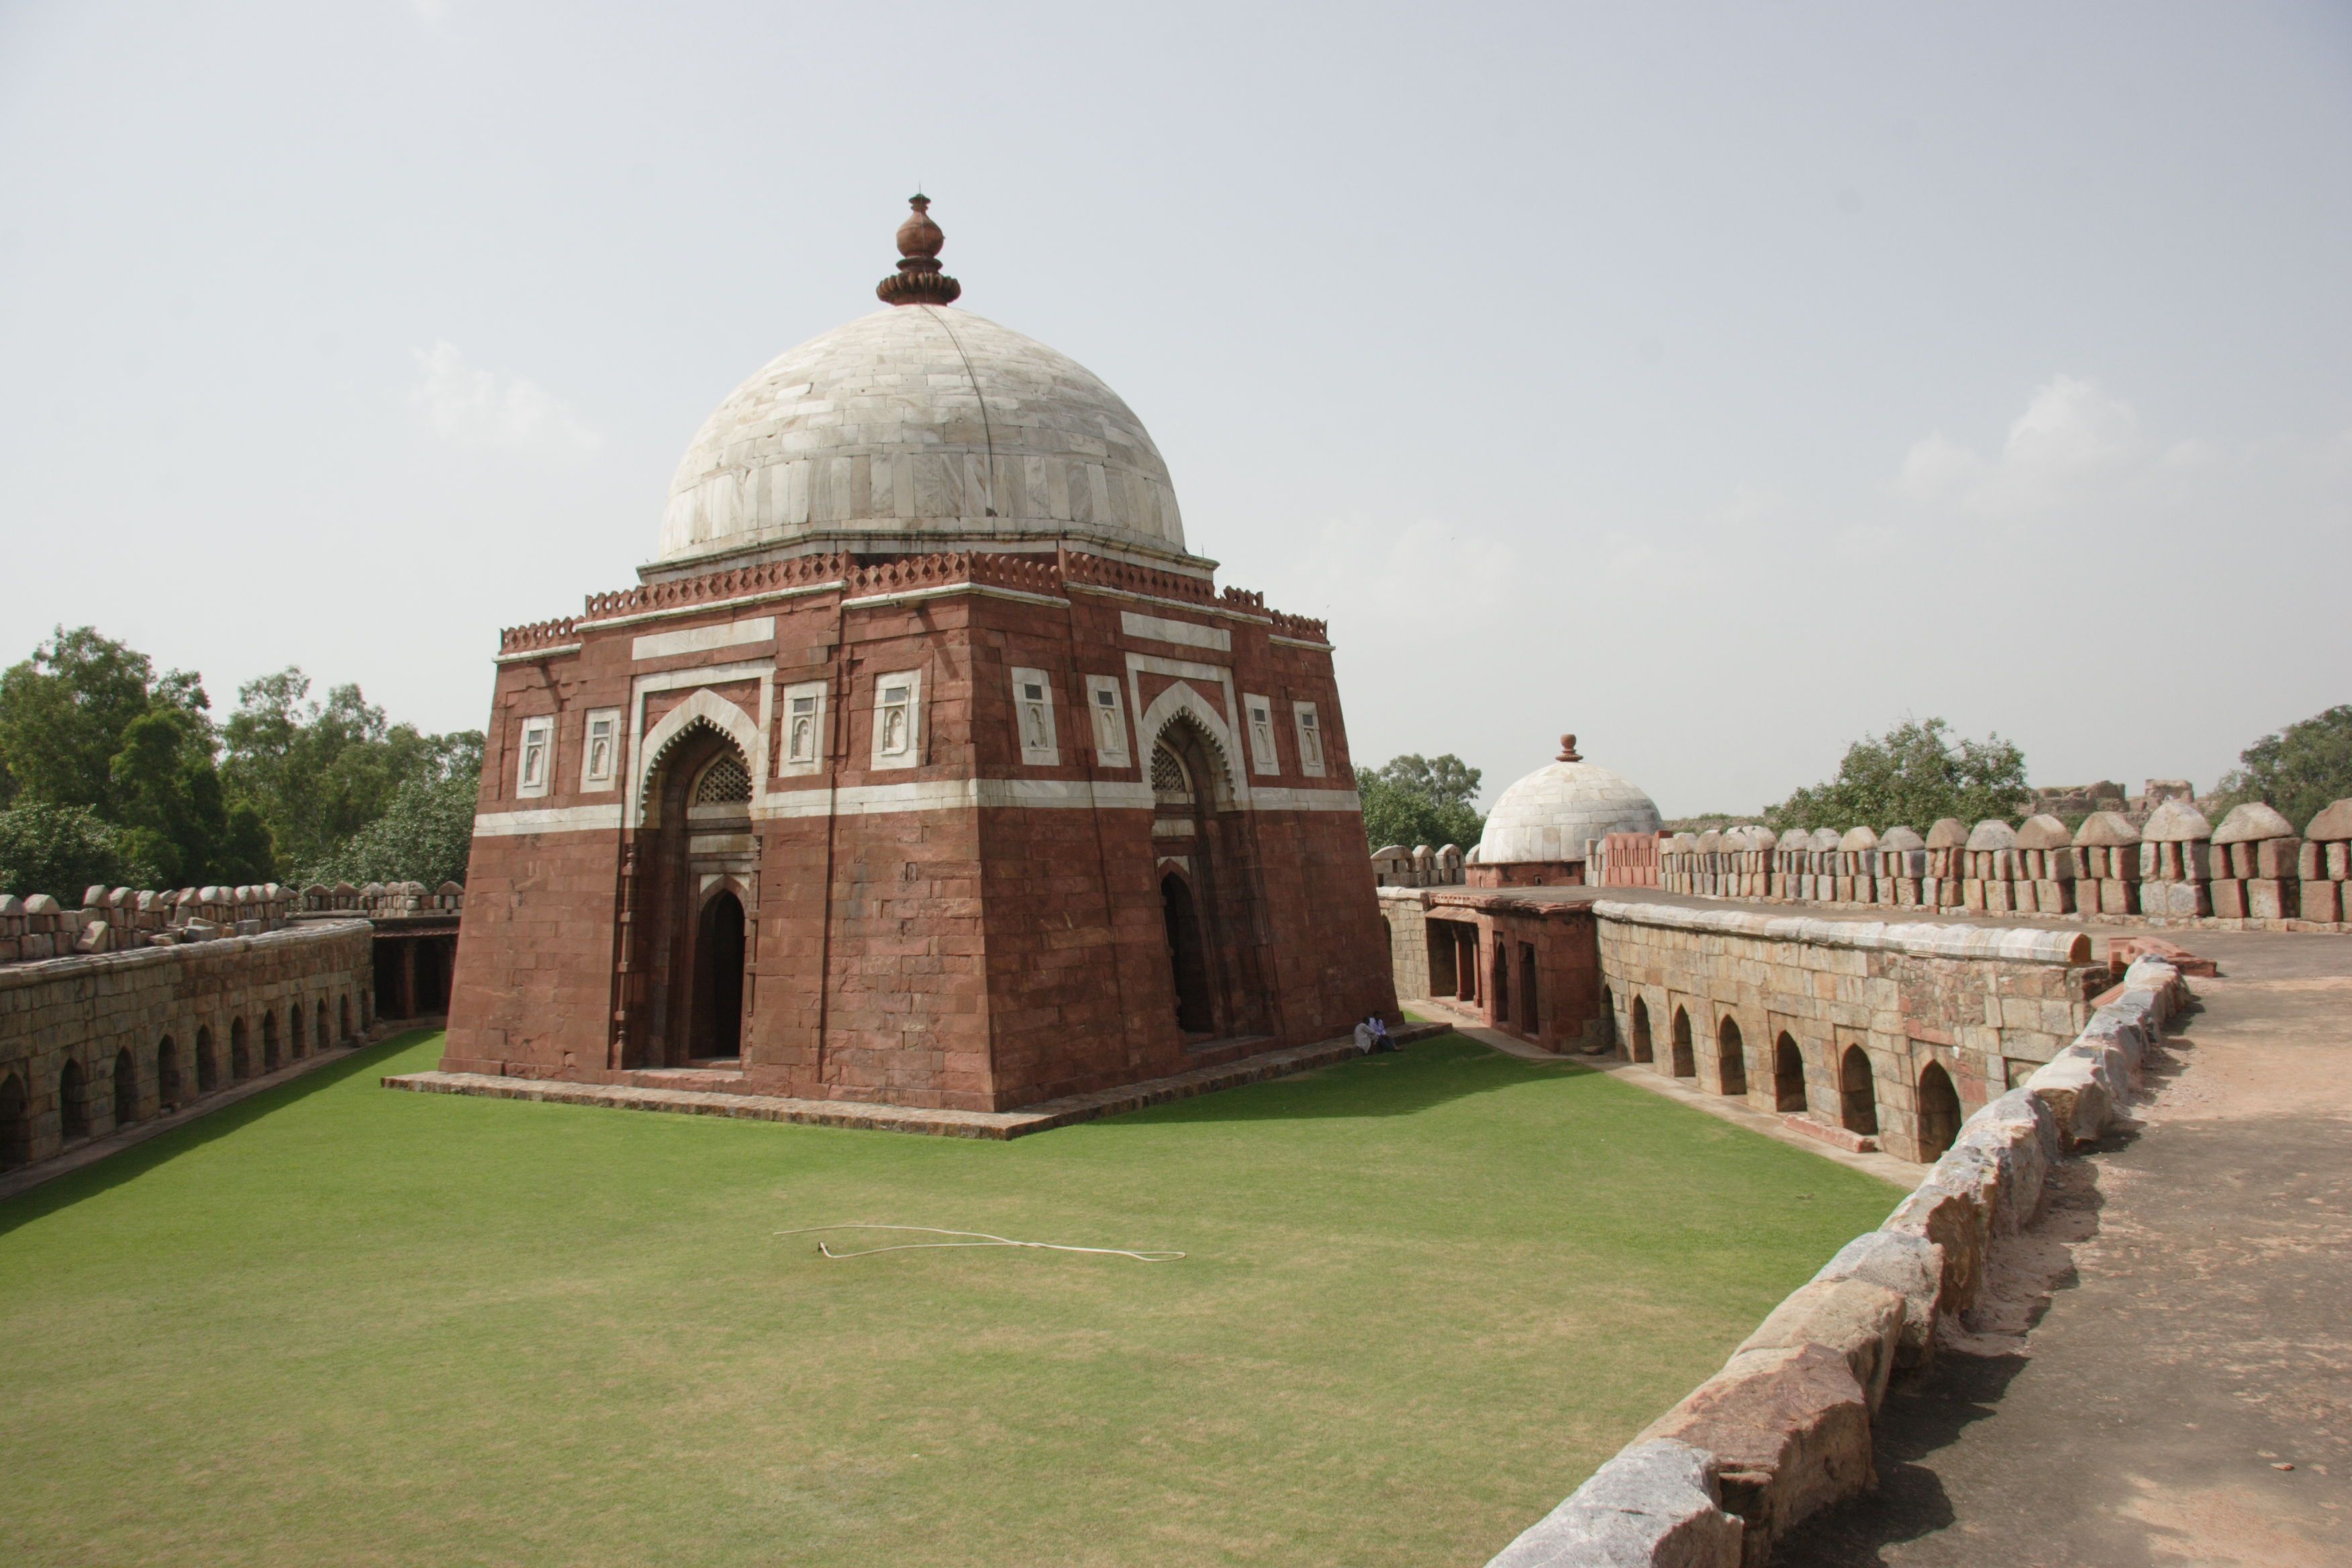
[1766,718,2028,834]
[0,628,244,885]
[2210,705,2352,832]
[221,670,442,873]
[0,802,156,897]
[304,732,484,887]
[1357,752,1484,852]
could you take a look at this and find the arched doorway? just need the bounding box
[1518,942,1538,1033]
[262,1012,281,1072]
[1630,997,1653,1063]
[0,1073,27,1169]
[1144,714,1263,1042]
[196,1026,218,1092]
[315,999,330,1052]
[693,889,747,1061]
[1716,1016,1747,1097]
[230,1018,250,1081]
[1917,1061,1962,1159]
[289,1003,305,1059]
[157,1036,182,1112]
[1161,873,1214,1034]
[1774,1033,1807,1112]
[59,1060,88,1140]
[1841,1046,1879,1136]
[112,1047,136,1128]
[1491,937,1510,1022]
[1671,1008,1696,1077]
[626,723,761,1070]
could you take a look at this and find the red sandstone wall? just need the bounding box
[448,552,1393,1114]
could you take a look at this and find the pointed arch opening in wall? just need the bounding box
[262,1012,281,1073]
[0,1073,27,1169]
[628,717,759,1071]
[157,1035,181,1112]
[1630,997,1653,1063]
[1670,1008,1696,1077]
[316,999,330,1052]
[111,1046,136,1128]
[1518,942,1538,1034]
[692,888,748,1062]
[59,1059,88,1141]
[1917,1061,1962,1160]
[196,1026,218,1092]
[1491,936,1511,1024]
[289,1003,305,1060]
[1716,1016,1747,1097]
[1144,710,1266,1042]
[1774,1033,1807,1113]
[231,1018,250,1082]
[1160,871,1214,1034]
[1840,1046,1879,1136]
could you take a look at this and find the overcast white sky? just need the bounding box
[3,2,2347,816]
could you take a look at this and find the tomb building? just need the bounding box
[440,199,1396,1112]
[1467,736,1664,887]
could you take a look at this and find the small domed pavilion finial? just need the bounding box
[877,193,961,306]
[1557,734,1581,763]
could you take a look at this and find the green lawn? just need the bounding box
[0,1030,1899,1568]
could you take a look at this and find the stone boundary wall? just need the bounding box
[1630,797,2352,934]
[1371,844,1466,888]
[0,878,462,968]
[0,920,375,1171]
[1591,901,2099,1163]
[1486,957,2188,1567]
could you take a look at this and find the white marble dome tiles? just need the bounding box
[1477,761,1666,864]
[657,305,1185,564]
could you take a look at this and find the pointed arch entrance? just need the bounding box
[624,716,761,1069]
[1145,710,1268,1043]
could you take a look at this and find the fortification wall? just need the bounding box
[1624,796,2352,932]
[1591,903,2099,1164]
[1486,958,2188,1567]
[0,920,375,1171]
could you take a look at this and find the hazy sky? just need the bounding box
[3,2,2347,816]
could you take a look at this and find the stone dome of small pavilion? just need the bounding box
[1475,736,1664,865]
[654,199,1187,576]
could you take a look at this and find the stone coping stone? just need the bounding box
[1588,900,2091,965]
[1485,1439,1742,1568]
[385,1024,1452,1140]
[0,917,373,991]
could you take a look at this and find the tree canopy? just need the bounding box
[1357,752,1484,852]
[0,627,481,896]
[2210,704,2352,832]
[1765,718,2028,834]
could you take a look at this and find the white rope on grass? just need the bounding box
[774,1223,1183,1263]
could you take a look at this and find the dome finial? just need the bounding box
[877,193,962,307]
[1557,733,1581,763]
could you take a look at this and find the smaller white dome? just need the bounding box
[1475,738,1663,864]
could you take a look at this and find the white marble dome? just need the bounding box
[655,305,1187,572]
[1475,742,1664,865]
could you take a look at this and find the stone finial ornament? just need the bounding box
[1557,734,1581,763]
[877,194,963,307]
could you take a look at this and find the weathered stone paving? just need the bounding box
[1776,926,2351,1566]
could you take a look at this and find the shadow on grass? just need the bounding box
[1108,1034,1594,1126]
[0,1028,441,1238]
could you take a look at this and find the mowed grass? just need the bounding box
[0,1030,1900,1568]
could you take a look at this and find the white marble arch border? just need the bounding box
[1134,675,1244,810]
[632,683,770,828]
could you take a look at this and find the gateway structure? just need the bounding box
[440,200,1395,1112]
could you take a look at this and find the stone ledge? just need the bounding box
[1783,1114,1877,1154]
[1589,900,2091,966]
[383,1022,1453,1140]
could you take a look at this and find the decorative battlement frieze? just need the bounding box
[497,548,1332,654]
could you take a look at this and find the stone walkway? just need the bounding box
[1777,926,2352,1566]
[383,1023,1450,1140]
